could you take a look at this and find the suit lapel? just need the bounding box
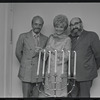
[72,30,87,49]
[39,33,43,48]
[25,31,45,49]
[25,30,36,49]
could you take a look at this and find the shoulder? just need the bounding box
[65,36,71,42]
[19,31,30,38]
[46,34,54,42]
[49,34,54,38]
[48,34,54,39]
[19,32,24,36]
[41,33,48,39]
[84,30,99,40]
[18,33,25,40]
[84,30,98,37]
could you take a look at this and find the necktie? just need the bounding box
[34,35,40,47]
[70,35,79,47]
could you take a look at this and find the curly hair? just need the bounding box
[53,14,68,30]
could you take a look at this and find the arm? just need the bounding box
[15,34,24,63]
[41,36,49,61]
[57,37,71,63]
[42,35,55,61]
[63,37,71,62]
[45,35,55,53]
[91,32,100,70]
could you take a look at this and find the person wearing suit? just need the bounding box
[15,16,48,97]
[69,17,100,97]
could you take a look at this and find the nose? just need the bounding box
[73,25,76,29]
[36,24,40,28]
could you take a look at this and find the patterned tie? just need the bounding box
[72,35,79,43]
[34,35,40,47]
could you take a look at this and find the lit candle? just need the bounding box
[55,50,57,74]
[42,49,46,76]
[68,50,71,77]
[37,51,41,76]
[48,51,51,74]
[73,51,76,77]
[62,50,64,74]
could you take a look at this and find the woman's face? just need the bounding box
[55,24,65,35]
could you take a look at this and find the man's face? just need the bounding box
[32,18,43,34]
[70,18,83,36]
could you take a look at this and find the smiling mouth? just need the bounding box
[35,28,40,30]
[73,28,78,30]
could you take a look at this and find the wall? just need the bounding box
[0,3,6,97]
[5,4,13,97]
[0,3,12,97]
[12,3,100,97]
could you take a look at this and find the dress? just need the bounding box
[43,33,71,97]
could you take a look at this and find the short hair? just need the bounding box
[53,14,68,30]
[70,17,82,24]
[78,17,82,23]
[31,15,44,26]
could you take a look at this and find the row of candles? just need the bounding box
[37,50,76,77]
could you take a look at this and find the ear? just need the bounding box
[80,23,83,29]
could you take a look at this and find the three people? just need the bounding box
[16,15,100,98]
[69,17,100,97]
[15,16,48,97]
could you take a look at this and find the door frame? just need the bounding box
[4,3,14,97]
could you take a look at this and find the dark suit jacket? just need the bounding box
[15,30,48,83]
[69,30,100,81]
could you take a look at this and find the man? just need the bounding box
[15,16,48,97]
[69,17,100,97]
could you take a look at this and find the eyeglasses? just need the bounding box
[70,21,81,26]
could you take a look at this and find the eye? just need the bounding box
[70,22,80,26]
[70,24,73,26]
[34,23,38,26]
[39,24,42,26]
[75,22,79,25]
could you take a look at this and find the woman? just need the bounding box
[43,14,71,97]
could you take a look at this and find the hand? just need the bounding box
[35,46,42,53]
[58,56,62,61]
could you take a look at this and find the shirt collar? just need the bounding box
[32,30,40,37]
